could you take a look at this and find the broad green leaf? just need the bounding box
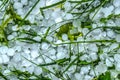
[93,71,111,80]
[56,22,83,41]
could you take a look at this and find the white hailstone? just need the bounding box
[51,55,56,60]
[13,0,19,2]
[12,32,17,37]
[0,1,2,5]
[37,0,46,7]
[17,9,24,16]
[102,6,114,17]
[117,49,120,53]
[113,0,120,7]
[2,55,9,63]
[23,25,31,31]
[95,62,107,74]
[13,2,23,9]
[107,30,115,38]
[12,25,18,31]
[77,37,83,41]
[43,10,53,19]
[0,46,8,54]
[82,28,89,35]
[92,24,97,28]
[31,50,39,59]
[115,63,120,71]
[105,58,113,67]
[28,44,38,50]
[51,10,61,18]
[37,58,43,64]
[114,7,120,15]
[7,48,15,56]
[64,13,73,20]
[110,70,118,79]
[97,22,105,27]
[24,49,30,54]
[88,44,98,52]
[46,36,53,42]
[13,53,21,62]
[116,34,120,42]
[47,19,55,26]
[50,74,59,80]
[73,19,81,28]
[48,48,56,55]
[35,14,43,21]
[74,73,84,80]
[41,42,50,50]
[27,15,35,23]
[3,69,11,75]
[22,60,32,67]
[21,52,31,60]
[21,0,28,5]
[94,35,101,40]
[7,35,15,40]
[14,46,21,52]
[99,53,108,61]
[40,27,47,34]
[56,52,65,59]
[33,36,41,41]
[32,7,40,15]
[89,8,103,20]
[55,17,62,23]
[62,34,68,41]
[101,31,107,37]
[58,46,67,53]
[109,43,119,50]
[30,76,38,80]
[18,33,28,38]
[106,20,116,26]
[26,66,34,74]
[89,52,98,61]
[115,18,120,26]
[18,66,26,72]
[64,2,71,11]
[78,44,85,52]
[9,76,19,80]
[55,40,62,44]
[114,54,120,63]
[45,58,52,63]
[103,48,110,53]
[46,0,55,6]
[0,12,3,19]
[84,75,92,80]
[89,69,97,76]
[0,57,3,64]
[80,66,90,74]
[91,29,101,36]
[34,67,42,75]
[80,54,90,61]
[69,29,76,34]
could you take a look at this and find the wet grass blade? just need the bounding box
[22,56,56,76]
[40,0,66,17]
[62,56,79,74]
[91,0,107,20]
[17,38,40,43]
[40,0,66,10]
[19,0,40,27]
[55,40,116,45]
[84,26,120,39]
[0,71,8,80]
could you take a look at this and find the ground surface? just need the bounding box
[0,0,120,80]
